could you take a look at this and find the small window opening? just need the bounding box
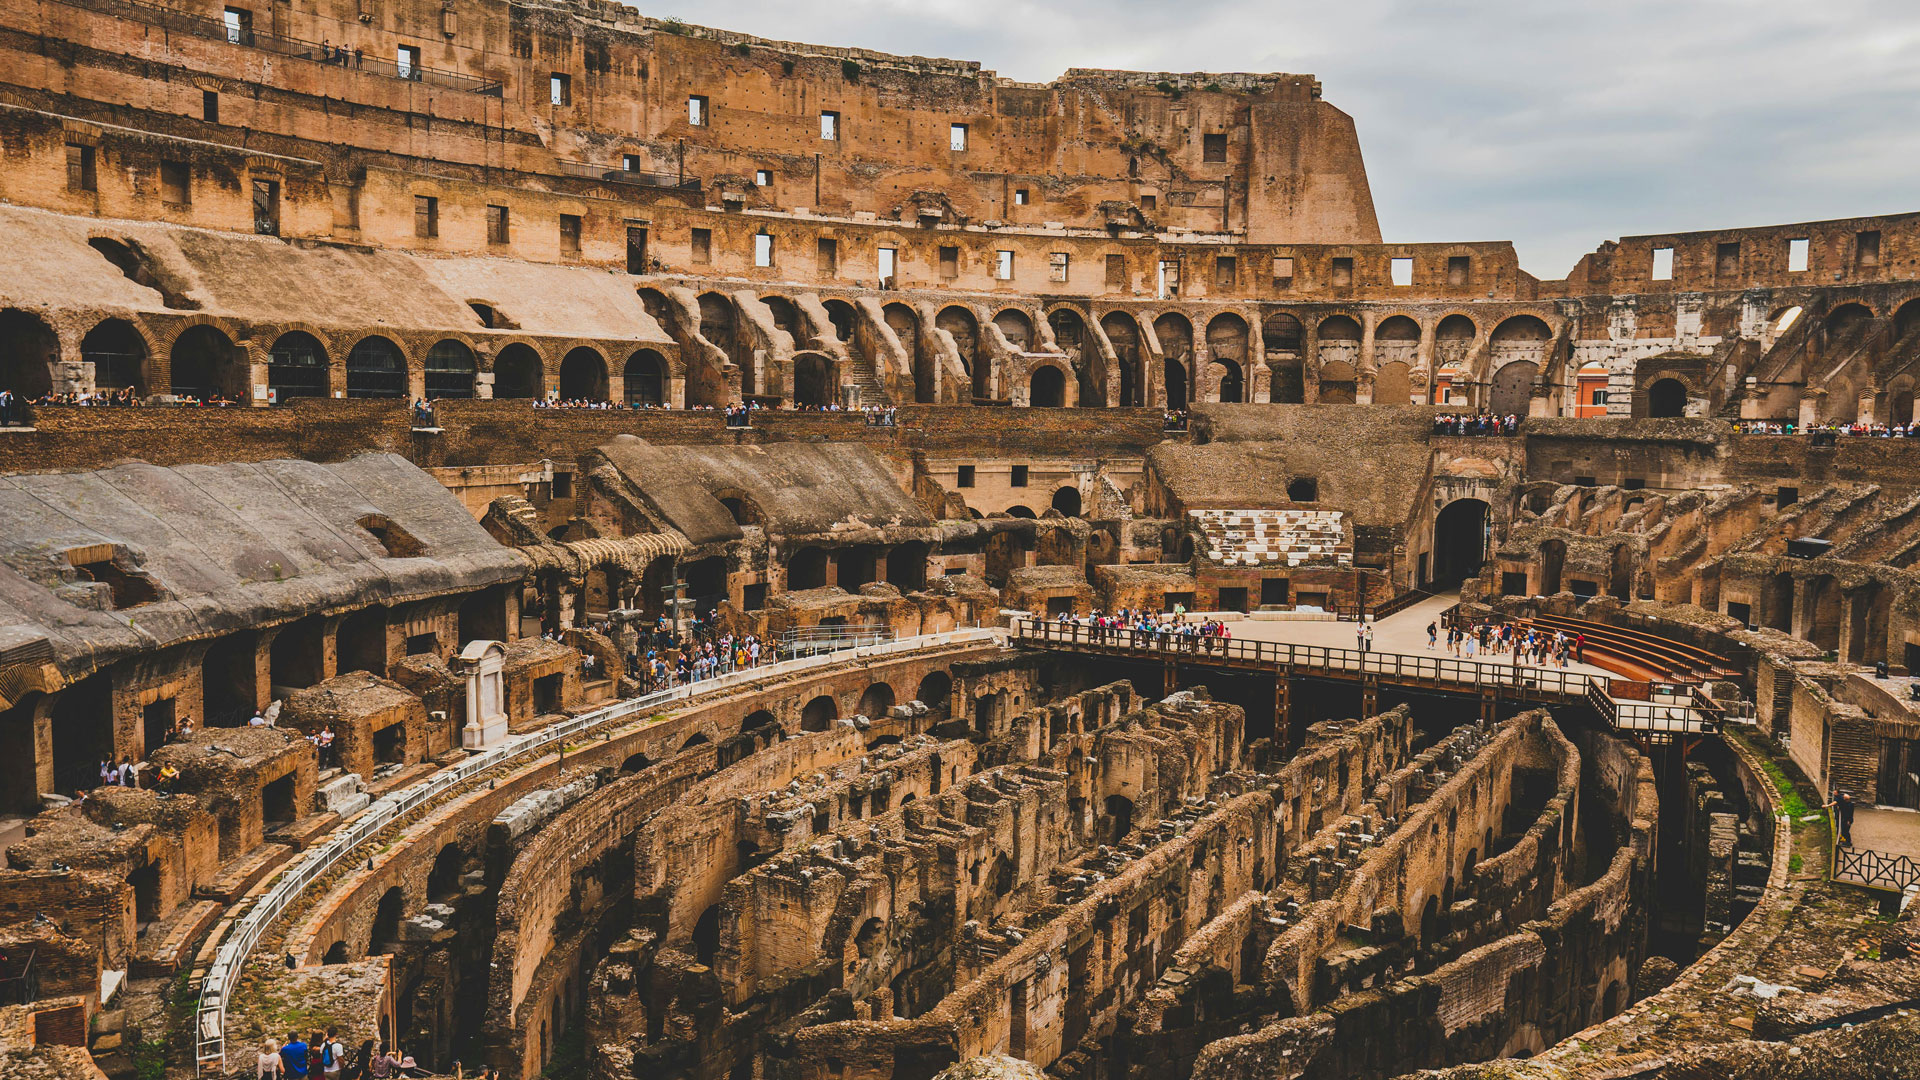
[1651,246,1674,281]
[1788,237,1810,272]
[1390,257,1413,287]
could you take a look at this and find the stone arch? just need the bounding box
[1896,298,1920,342]
[1490,315,1552,374]
[493,343,544,399]
[885,541,928,591]
[741,710,777,734]
[1206,311,1249,367]
[0,309,58,399]
[1646,376,1688,418]
[761,294,802,343]
[1030,362,1067,408]
[1826,302,1873,336]
[427,842,467,903]
[822,298,857,342]
[993,308,1034,352]
[267,330,329,401]
[620,752,654,773]
[1048,307,1087,363]
[915,670,952,715]
[82,317,150,395]
[937,305,980,379]
[370,885,405,954]
[345,335,407,399]
[801,694,839,732]
[1432,498,1488,587]
[624,349,667,406]
[793,351,836,407]
[424,339,477,399]
[1263,311,1305,403]
[885,303,928,403]
[1101,311,1144,407]
[1540,539,1566,595]
[1212,359,1244,403]
[170,322,243,400]
[1051,485,1082,516]
[857,683,895,720]
[559,346,609,401]
[1317,314,1362,371]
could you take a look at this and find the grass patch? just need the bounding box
[1732,730,1816,818]
[1789,853,1804,874]
[131,1036,166,1080]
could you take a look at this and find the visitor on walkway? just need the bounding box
[1830,790,1855,845]
[258,1039,283,1079]
[280,1032,311,1079]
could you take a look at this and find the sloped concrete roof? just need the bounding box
[0,453,522,685]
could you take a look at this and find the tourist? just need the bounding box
[156,763,181,794]
[1830,790,1855,846]
[250,710,269,727]
[320,1027,345,1079]
[281,1032,311,1080]
[117,756,136,786]
[258,1039,284,1079]
[1463,631,1476,660]
[366,1044,395,1079]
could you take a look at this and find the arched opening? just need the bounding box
[1434,313,1476,386]
[1049,309,1086,360]
[1163,360,1189,410]
[1646,377,1687,418]
[1051,486,1082,516]
[424,339,476,400]
[1808,575,1842,651]
[1431,499,1489,588]
[835,545,879,589]
[794,352,835,407]
[692,904,721,966]
[823,299,857,342]
[801,696,838,732]
[323,941,350,965]
[82,318,147,395]
[1610,543,1634,601]
[335,606,388,677]
[267,331,328,401]
[1104,794,1135,843]
[741,710,777,734]
[493,344,543,399]
[559,347,608,401]
[1489,360,1538,417]
[857,683,895,720]
[1005,505,1036,519]
[1101,312,1143,407]
[624,349,667,406]
[1155,312,1193,408]
[1540,539,1566,595]
[787,547,828,591]
[1826,303,1873,338]
[1317,361,1357,404]
[1895,298,1920,343]
[937,306,980,381]
[1287,477,1318,503]
[0,309,58,400]
[345,336,406,399]
[854,917,884,960]
[169,324,240,400]
[1030,364,1066,408]
[620,752,653,773]
[371,886,405,954]
[1767,572,1794,632]
[915,671,952,716]
[885,303,928,403]
[1419,894,1440,947]
[994,308,1033,352]
[1263,311,1305,404]
[428,844,466,903]
[886,541,928,591]
[1317,314,1361,362]
[1205,313,1248,402]
[1215,359,1243,403]
[680,732,710,752]
[762,295,802,342]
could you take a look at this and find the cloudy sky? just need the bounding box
[634,0,1920,279]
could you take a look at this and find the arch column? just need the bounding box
[54,324,88,396]
[1415,321,1438,404]
[1357,315,1378,402]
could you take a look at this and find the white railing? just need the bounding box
[194,628,995,1072]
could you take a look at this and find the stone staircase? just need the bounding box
[315,768,371,818]
[843,347,887,405]
[1189,509,1352,568]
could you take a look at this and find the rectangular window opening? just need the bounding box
[753,232,773,268]
[414,194,438,239]
[1013,188,1029,206]
[559,213,582,255]
[956,465,976,488]
[1716,241,1740,276]
[222,7,252,44]
[949,123,968,151]
[1139,193,1157,213]
[251,178,279,235]
[820,111,839,140]
[688,95,708,126]
[691,227,711,264]
[875,245,895,284]
[994,250,1014,281]
[1651,246,1674,281]
[626,225,648,275]
[1105,253,1127,290]
[397,45,421,80]
[1272,255,1295,284]
[1010,465,1028,487]
[1446,255,1469,286]
[821,238,841,276]
[160,161,190,205]
[1330,257,1353,287]
[1788,237,1810,272]
[1856,230,1881,269]
[202,90,220,123]
[486,204,509,245]
[66,143,96,193]
[939,246,959,280]
[1157,259,1181,299]
[1048,252,1069,284]
[550,73,571,106]
[1390,257,1413,287]
[1202,133,1227,162]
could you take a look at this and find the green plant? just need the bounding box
[1789,853,1804,873]
[132,1035,167,1080]
[1204,82,1223,93]
[781,59,795,76]
[735,42,750,57]
[1154,80,1175,94]
[841,58,861,82]
[659,17,685,35]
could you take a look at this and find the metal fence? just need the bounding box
[1010,617,1717,734]
[779,623,894,657]
[554,159,700,190]
[193,628,990,1072]
[1832,844,1920,893]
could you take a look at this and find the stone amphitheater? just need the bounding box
[0,2,1917,1079]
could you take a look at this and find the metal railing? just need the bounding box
[1009,618,1717,734]
[193,628,991,1072]
[779,623,894,657]
[0,948,37,1006]
[1832,843,1920,893]
[54,0,503,94]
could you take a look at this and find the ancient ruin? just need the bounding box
[1,2,1919,1079]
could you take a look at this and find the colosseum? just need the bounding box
[0,2,1916,1079]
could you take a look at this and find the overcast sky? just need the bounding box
[634,0,1920,279]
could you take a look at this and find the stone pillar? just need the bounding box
[456,642,508,750]
[1415,320,1437,404]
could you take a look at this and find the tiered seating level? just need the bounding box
[1513,614,1740,684]
[1190,509,1353,568]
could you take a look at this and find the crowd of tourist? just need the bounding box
[626,620,782,693]
[1163,409,1190,431]
[258,1028,465,1080]
[1435,619,1586,668]
[1432,412,1521,436]
[1040,608,1235,647]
